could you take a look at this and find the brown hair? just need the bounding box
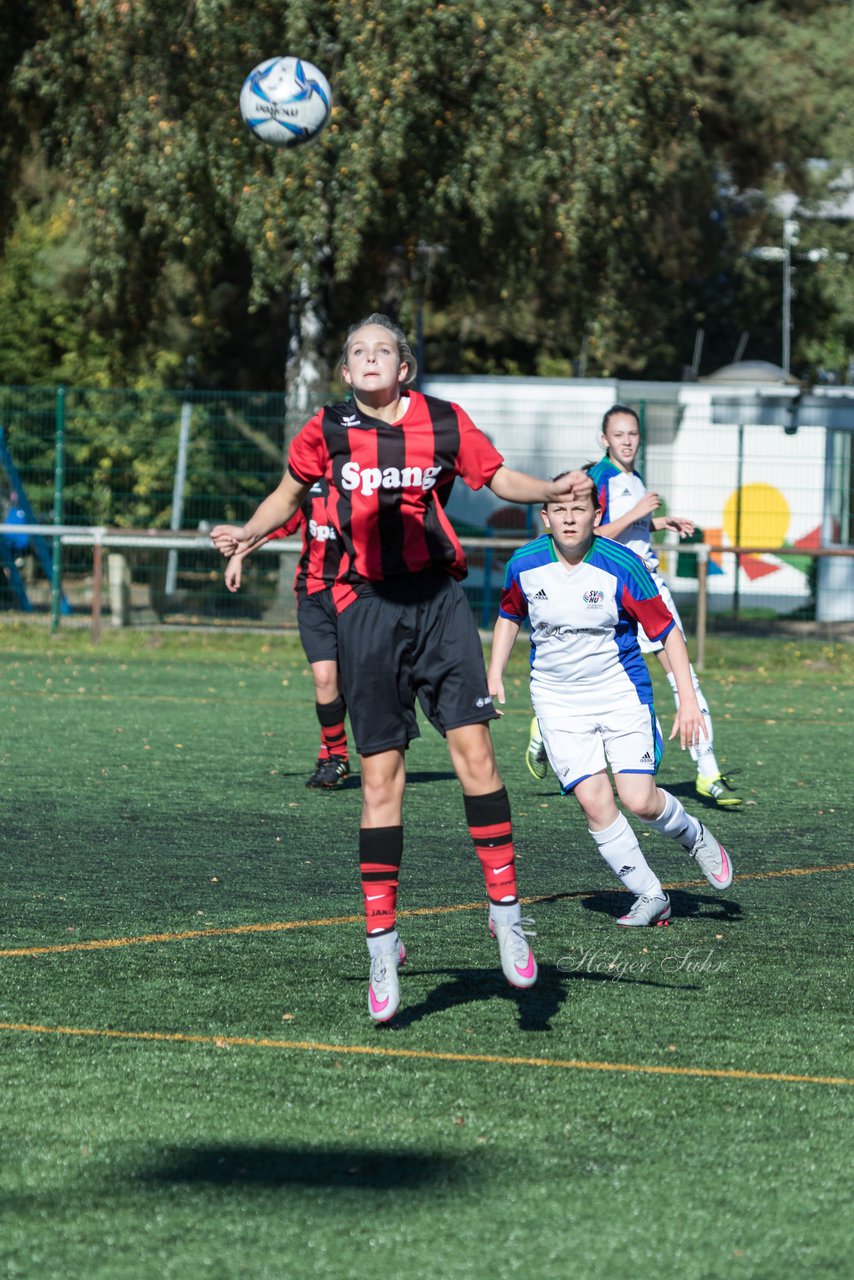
[339,313,418,386]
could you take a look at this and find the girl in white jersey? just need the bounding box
[526,404,741,809]
[490,478,734,926]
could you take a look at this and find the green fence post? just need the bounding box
[50,385,66,634]
[637,399,646,479]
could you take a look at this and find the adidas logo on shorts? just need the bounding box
[641,751,653,763]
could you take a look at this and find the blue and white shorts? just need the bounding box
[538,702,662,794]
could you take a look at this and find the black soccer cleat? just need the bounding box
[305,755,350,789]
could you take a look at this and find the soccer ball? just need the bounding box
[239,57,332,148]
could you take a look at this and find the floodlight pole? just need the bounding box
[782,219,798,375]
[750,218,799,374]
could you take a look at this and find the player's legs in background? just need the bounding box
[573,771,670,924]
[654,650,741,807]
[299,591,351,789]
[643,573,741,808]
[446,723,537,988]
[360,747,407,1022]
[305,659,350,788]
[525,715,548,779]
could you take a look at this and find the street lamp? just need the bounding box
[414,241,446,388]
[750,218,799,374]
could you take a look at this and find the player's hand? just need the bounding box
[224,557,243,593]
[669,699,707,750]
[211,524,248,558]
[486,669,506,716]
[546,470,595,504]
[636,492,661,517]
[659,515,695,538]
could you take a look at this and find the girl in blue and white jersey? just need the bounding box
[489,476,734,926]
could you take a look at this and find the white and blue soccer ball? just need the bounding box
[239,57,332,148]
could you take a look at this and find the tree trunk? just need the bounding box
[265,268,331,625]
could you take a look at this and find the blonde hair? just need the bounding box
[339,313,418,387]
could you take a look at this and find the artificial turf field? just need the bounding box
[0,622,851,1280]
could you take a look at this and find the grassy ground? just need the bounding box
[0,623,852,1279]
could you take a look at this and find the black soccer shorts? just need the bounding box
[296,589,340,666]
[336,571,498,755]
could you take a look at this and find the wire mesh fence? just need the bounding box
[1,381,853,637]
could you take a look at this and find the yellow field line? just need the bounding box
[0,1020,850,1088]
[2,861,852,960]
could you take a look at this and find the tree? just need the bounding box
[3,0,853,388]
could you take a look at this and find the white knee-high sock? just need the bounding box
[667,667,721,778]
[644,788,701,850]
[589,814,662,898]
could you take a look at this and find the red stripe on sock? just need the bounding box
[360,865,399,934]
[468,821,512,841]
[320,724,348,761]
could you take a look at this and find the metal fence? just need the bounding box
[1,382,853,639]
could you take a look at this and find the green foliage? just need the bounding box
[0,386,284,529]
[0,189,110,386]
[2,0,853,384]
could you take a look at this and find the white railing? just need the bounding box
[3,525,853,661]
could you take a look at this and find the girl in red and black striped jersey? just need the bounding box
[212,314,593,1024]
[225,480,351,789]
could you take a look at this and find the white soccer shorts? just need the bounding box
[539,703,662,794]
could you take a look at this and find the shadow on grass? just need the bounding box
[375,954,695,1033]
[147,1144,461,1189]
[579,889,743,924]
[278,770,362,791]
[278,769,459,788]
[370,961,573,1032]
[405,770,459,785]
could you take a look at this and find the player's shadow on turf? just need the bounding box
[579,889,743,923]
[148,1144,461,1189]
[377,963,567,1032]
[280,770,362,790]
[404,770,459,785]
[561,968,699,991]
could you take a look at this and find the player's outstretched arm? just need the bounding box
[652,515,696,537]
[211,473,310,558]
[224,530,278,593]
[663,627,706,750]
[488,466,594,506]
[487,615,521,713]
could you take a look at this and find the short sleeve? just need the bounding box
[288,411,328,486]
[620,581,675,643]
[498,562,529,624]
[453,404,504,491]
